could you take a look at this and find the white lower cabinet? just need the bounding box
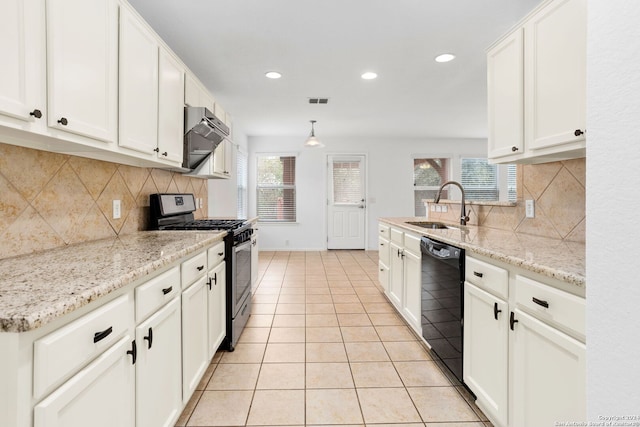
[388,241,404,309]
[207,259,226,359]
[510,309,586,426]
[401,245,421,332]
[135,297,182,427]
[181,276,209,403]
[34,335,135,427]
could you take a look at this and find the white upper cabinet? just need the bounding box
[185,73,215,112]
[487,0,586,164]
[0,0,46,129]
[525,0,586,151]
[46,0,118,143]
[118,5,159,155]
[157,49,185,164]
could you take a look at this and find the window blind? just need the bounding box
[461,158,499,201]
[236,149,247,218]
[332,161,361,204]
[507,164,517,202]
[256,155,296,222]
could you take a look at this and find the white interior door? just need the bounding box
[327,155,366,249]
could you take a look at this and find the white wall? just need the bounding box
[586,0,640,418]
[248,136,487,251]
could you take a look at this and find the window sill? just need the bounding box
[423,199,517,207]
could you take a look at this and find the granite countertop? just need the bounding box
[0,231,225,333]
[380,217,585,288]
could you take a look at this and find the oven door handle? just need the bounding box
[234,239,252,252]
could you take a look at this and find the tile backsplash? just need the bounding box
[426,158,586,242]
[0,143,208,259]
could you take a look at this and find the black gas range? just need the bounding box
[150,193,252,351]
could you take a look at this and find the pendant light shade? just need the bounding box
[304,120,324,148]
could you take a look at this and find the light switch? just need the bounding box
[112,200,121,219]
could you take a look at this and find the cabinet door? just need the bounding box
[34,336,135,427]
[157,48,185,164]
[487,28,524,159]
[0,0,46,127]
[182,276,209,403]
[250,229,259,287]
[525,0,586,150]
[388,242,403,309]
[213,139,230,176]
[402,249,421,333]
[46,0,118,142]
[136,298,182,427]
[510,309,586,426]
[207,261,226,358]
[463,282,508,427]
[118,6,158,154]
[378,260,389,294]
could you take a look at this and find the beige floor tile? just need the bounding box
[206,363,261,390]
[254,287,281,295]
[175,389,202,426]
[211,351,224,364]
[394,361,451,386]
[258,280,283,288]
[306,294,333,303]
[332,294,361,303]
[357,387,422,424]
[252,303,277,314]
[424,422,485,427]
[306,281,329,288]
[345,342,389,362]
[238,327,271,343]
[341,326,380,342]
[272,314,306,328]
[246,314,274,327]
[334,302,366,314]
[376,325,417,341]
[306,389,364,425]
[275,303,306,315]
[269,327,306,343]
[355,287,382,295]
[337,313,372,326]
[383,341,431,361]
[357,293,388,303]
[279,287,306,295]
[306,362,354,389]
[329,286,356,294]
[363,302,396,313]
[350,361,403,387]
[369,424,424,427]
[278,294,306,303]
[306,326,343,342]
[306,342,349,363]
[219,343,266,364]
[196,363,216,390]
[306,303,336,314]
[246,389,305,426]
[256,363,305,389]
[306,287,331,295]
[263,343,306,363]
[350,280,375,287]
[187,390,253,426]
[408,387,480,422]
[306,314,339,327]
[368,312,405,326]
[252,294,279,304]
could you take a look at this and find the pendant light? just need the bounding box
[304,120,324,148]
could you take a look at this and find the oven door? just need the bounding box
[231,239,252,316]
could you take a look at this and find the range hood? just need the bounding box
[183,107,230,170]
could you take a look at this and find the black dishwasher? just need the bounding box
[420,236,465,382]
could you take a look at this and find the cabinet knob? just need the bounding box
[153,147,160,152]
[57,117,68,126]
[511,146,519,152]
[162,152,168,156]
[30,109,42,119]
[574,129,584,137]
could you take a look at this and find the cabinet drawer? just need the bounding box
[390,227,404,245]
[404,233,421,255]
[379,223,390,239]
[465,256,508,300]
[33,293,134,399]
[378,237,390,266]
[135,266,180,323]
[207,241,225,269]
[515,275,585,339]
[181,251,207,288]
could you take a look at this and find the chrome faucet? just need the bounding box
[434,181,469,225]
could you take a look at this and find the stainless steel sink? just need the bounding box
[406,221,459,230]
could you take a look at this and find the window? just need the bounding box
[236,149,247,218]
[256,155,296,222]
[332,160,362,204]
[413,158,450,216]
[460,158,517,202]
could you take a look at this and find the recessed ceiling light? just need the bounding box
[434,53,456,63]
[361,72,378,80]
[265,71,282,79]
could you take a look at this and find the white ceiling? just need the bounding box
[128,0,542,139]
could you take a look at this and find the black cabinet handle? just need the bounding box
[574,129,584,137]
[532,297,549,308]
[473,271,483,278]
[511,146,519,152]
[494,302,502,320]
[153,147,160,152]
[162,286,173,295]
[510,311,518,331]
[197,265,204,271]
[217,252,224,256]
[380,242,385,246]
[126,340,137,364]
[207,278,212,290]
[30,109,42,119]
[57,117,68,126]
[93,326,113,343]
[213,272,217,285]
[162,152,168,156]
[144,327,153,349]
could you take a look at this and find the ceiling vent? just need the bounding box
[308,98,329,104]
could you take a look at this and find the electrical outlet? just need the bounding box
[199,198,203,209]
[430,205,436,212]
[525,199,535,218]
[112,200,121,219]
[435,205,442,213]
[441,205,448,213]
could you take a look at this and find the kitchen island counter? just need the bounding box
[0,231,225,333]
